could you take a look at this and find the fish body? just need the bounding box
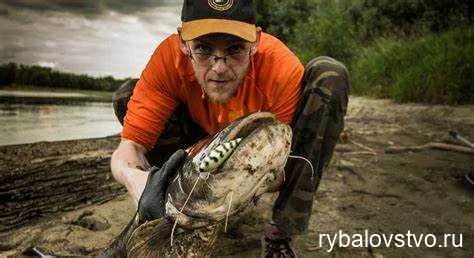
[104,112,292,257]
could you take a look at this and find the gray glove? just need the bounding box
[137,149,187,223]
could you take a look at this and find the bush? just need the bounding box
[351,28,474,104]
[288,0,359,64]
[347,0,473,42]
[254,0,314,42]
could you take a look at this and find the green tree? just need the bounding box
[0,62,18,86]
[254,0,314,42]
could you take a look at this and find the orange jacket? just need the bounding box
[122,32,304,150]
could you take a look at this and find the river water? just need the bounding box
[0,101,122,146]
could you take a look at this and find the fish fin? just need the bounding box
[100,212,140,258]
[126,217,174,257]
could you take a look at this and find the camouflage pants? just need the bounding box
[113,56,349,237]
[269,56,349,238]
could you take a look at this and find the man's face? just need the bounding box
[181,33,257,104]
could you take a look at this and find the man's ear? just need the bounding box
[177,27,189,56]
[251,27,262,55]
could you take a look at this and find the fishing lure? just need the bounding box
[197,138,242,172]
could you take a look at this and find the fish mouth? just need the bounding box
[175,170,277,221]
[226,112,277,140]
[188,112,278,170]
[167,112,291,227]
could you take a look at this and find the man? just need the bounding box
[111,0,349,256]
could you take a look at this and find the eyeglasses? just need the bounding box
[187,44,252,67]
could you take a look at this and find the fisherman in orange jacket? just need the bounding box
[111,0,349,256]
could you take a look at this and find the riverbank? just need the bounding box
[0,85,114,103]
[0,97,473,256]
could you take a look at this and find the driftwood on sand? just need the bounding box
[0,150,125,231]
[0,137,126,232]
[335,132,473,156]
[385,142,474,155]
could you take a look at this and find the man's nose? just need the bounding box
[210,56,230,74]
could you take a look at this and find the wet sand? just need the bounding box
[0,97,473,257]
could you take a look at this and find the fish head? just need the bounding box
[165,112,292,229]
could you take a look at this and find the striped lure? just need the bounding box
[197,138,242,172]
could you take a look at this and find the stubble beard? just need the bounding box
[203,81,240,104]
[200,68,248,104]
[196,60,251,104]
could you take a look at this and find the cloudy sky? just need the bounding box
[0,0,183,79]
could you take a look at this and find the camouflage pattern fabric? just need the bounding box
[113,55,349,237]
[270,56,349,238]
[112,79,138,126]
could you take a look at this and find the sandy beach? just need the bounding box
[1,96,473,257]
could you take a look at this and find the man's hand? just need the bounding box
[137,149,187,222]
[111,139,151,205]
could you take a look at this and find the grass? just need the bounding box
[270,0,474,105]
[350,28,473,104]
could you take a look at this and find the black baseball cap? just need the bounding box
[180,0,257,42]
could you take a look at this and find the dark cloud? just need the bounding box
[0,5,9,16]
[0,3,182,78]
[0,42,23,60]
[103,0,178,13]
[0,0,102,15]
[0,0,180,16]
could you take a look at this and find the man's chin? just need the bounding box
[206,93,232,104]
[203,86,237,104]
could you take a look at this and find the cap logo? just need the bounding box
[208,0,233,11]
